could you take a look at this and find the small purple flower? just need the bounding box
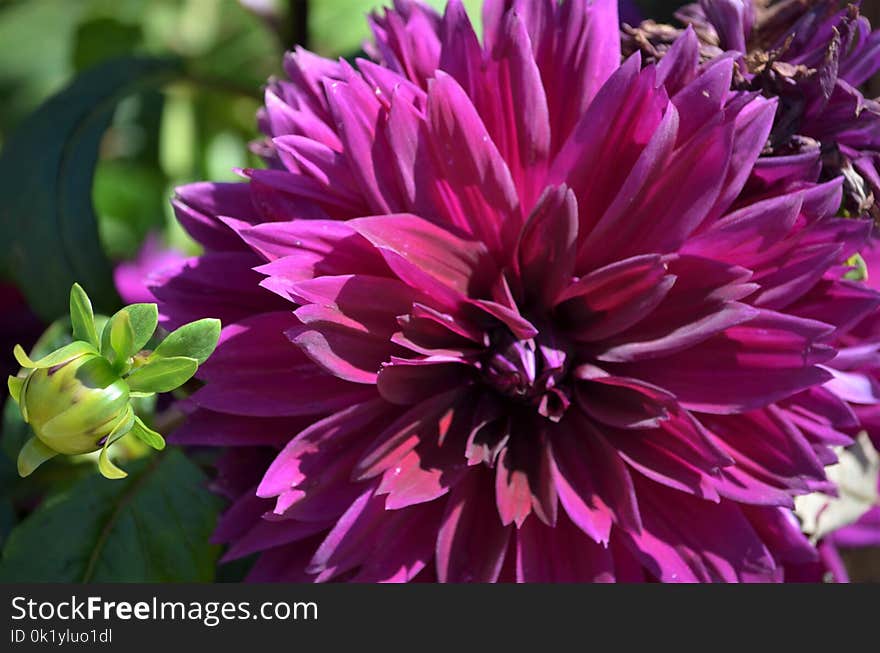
[114,234,186,305]
[154,0,880,582]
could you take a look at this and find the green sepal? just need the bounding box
[125,356,198,394]
[17,437,58,477]
[70,284,100,348]
[101,304,158,362]
[14,340,96,370]
[7,376,23,404]
[98,445,127,480]
[110,310,136,371]
[97,408,135,480]
[130,415,165,451]
[129,391,156,399]
[18,375,31,423]
[152,318,221,365]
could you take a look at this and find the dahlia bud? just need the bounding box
[7,283,220,480]
[19,348,131,455]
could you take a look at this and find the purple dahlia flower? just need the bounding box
[155,0,880,582]
[626,0,880,218]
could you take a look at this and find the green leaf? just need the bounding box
[0,450,221,582]
[108,311,135,369]
[130,415,165,451]
[123,303,159,352]
[152,318,221,364]
[101,304,157,364]
[0,56,182,320]
[72,17,142,72]
[125,356,198,394]
[69,283,99,348]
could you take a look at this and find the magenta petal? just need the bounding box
[307,486,386,580]
[377,422,468,510]
[550,413,642,542]
[425,71,520,253]
[257,399,387,498]
[290,305,395,384]
[354,389,463,480]
[435,470,511,582]
[152,253,289,329]
[350,213,494,309]
[656,26,700,95]
[173,182,257,251]
[576,376,677,429]
[516,511,614,582]
[324,74,404,214]
[376,359,472,405]
[353,501,445,583]
[516,185,578,305]
[222,518,330,563]
[622,477,776,583]
[617,312,835,413]
[557,254,675,341]
[170,408,304,448]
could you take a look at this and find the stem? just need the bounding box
[290,0,309,49]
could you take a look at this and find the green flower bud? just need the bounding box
[21,351,131,455]
[8,284,221,480]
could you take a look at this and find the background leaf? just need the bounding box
[0,56,181,321]
[0,449,221,582]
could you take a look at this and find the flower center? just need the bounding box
[481,328,572,422]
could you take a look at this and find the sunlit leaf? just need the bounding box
[125,356,198,394]
[152,318,220,364]
[69,283,99,348]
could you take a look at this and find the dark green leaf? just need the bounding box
[0,450,221,582]
[72,18,142,72]
[0,56,181,320]
[152,318,221,364]
[125,356,198,394]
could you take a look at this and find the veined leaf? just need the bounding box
[101,304,158,362]
[0,56,181,320]
[152,318,220,364]
[125,356,198,394]
[0,450,221,582]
